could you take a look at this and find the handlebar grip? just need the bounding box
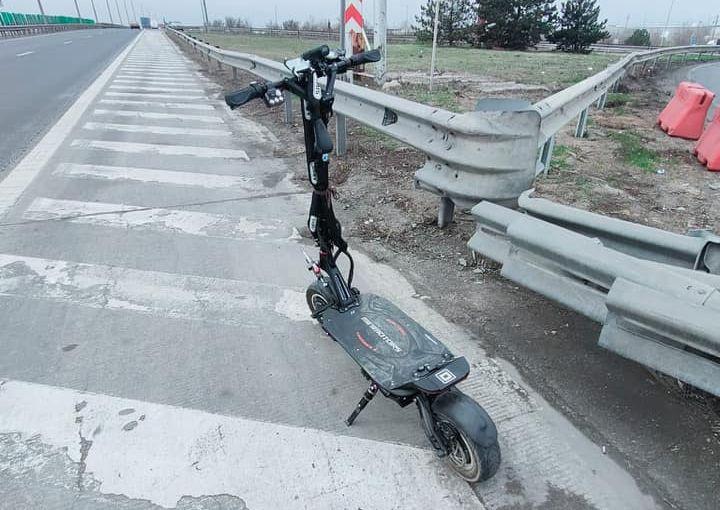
[349,49,382,66]
[225,83,266,109]
[301,45,330,62]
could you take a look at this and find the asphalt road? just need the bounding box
[0,28,138,175]
[689,61,720,118]
[0,30,659,509]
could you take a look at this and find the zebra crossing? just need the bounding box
[0,30,659,510]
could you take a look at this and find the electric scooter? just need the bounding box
[225,45,500,483]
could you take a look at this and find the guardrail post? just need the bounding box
[666,55,672,70]
[232,67,237,81]
[283,91,293,124]
[575,107,589,138]
[217,60,222,71]
[596,92,608,110]
[336,114,347,157]
[538,135,556,177]
[681,53,688,64]
[438,197,455,228]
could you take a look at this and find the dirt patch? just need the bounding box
[180,42,720,510]
[534,77,720,234]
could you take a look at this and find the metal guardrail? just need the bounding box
[167,27,720,223]
[468,200,720,396]
[0,23,122,39]
[166,27,542,226]
[182,26,417,44]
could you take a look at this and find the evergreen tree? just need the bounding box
[625,28,651,46]
[474,0,557,50]
[549,0,609,53]
[414,0,475,46]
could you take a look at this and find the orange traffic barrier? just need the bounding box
[657,81,715,140]
[694,108,720,172]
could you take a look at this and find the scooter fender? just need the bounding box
[431,389,498,448]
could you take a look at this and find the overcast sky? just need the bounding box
[4,1,718,28]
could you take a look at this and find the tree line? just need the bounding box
[415,0,610,52]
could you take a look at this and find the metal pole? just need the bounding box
[130,0,137,23]
[36,1,47,24]
[105,0,114,24]
[90,0,99,22]
[662,0,675,46]
[336,0,348,157]
[73,0,82,19]
[374,0,387,84]
[123,0,130,25]
[429,0,441,91]
[202,0,209,32]
[114,0,124,25]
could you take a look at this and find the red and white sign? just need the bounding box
[344,0,366,56]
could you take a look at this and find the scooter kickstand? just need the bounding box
[345,383,378,427]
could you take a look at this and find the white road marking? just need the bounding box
[114,78,199,85]
[15,51,34,57]
[99,99,214,111]
[0,253,298,326]
[0,34,140,220]
[55,163,260,189]
[0,379,480,509]
[82,121,231,137]
[71,139,250,160]
[93,109,223,123]
[119,69,192,75]
[63,40,73,45]
[24,198,284,240]
[104,92,208,100]
[122,66,189,72]
[109,85,204,93]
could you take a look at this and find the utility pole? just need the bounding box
[374,0,387,84]
[429,0,441,91]
[201,0,209,32]
[73,0,82,19]
[663,0,675,46]
[114,0,124,25]
[90,0,99,22]
[274,5,279,27]
[36,1,47,24]
[105,0,114,24]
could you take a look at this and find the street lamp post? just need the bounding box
[105,0,114,24]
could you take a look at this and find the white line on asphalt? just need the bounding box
[120,68,192,75]
[121,65,189,71]
[99,99,214,111]
[0,253,304,325]
[0,33,141,220]
[93,109,223,123]
[109,85,204,93]
[82,122,231,137]
[63,40,73,45]
[15,51,34,57]
[0,379,479,509]
[104,92,208,101]
[24,197,284,240]
[71,139,250,160]
[114,78,199,85]
[55,163,257,189]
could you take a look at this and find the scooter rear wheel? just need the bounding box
[435,415,501,483]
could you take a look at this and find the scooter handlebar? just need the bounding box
[349,48,382,66]
[225,82,267,109]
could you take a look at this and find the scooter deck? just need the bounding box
[318,293,455,390]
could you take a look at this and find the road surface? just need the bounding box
[0,28,137,175]
[689,61,720,118]
[0,30,658,509]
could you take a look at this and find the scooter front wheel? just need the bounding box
[306,280,335,313]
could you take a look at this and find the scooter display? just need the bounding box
[225,44,500,482]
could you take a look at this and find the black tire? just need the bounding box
[305,280,335,313]
[435,413,501,483]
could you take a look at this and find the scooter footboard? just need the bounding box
[431,388,498,448]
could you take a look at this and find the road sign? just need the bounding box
[344,0,365,56]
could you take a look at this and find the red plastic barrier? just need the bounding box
[694,108,720,172]
[657,81,715,140]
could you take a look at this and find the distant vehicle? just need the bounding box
[150,19,159,29]
[129,21,140,29]
[140,16,151,29]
